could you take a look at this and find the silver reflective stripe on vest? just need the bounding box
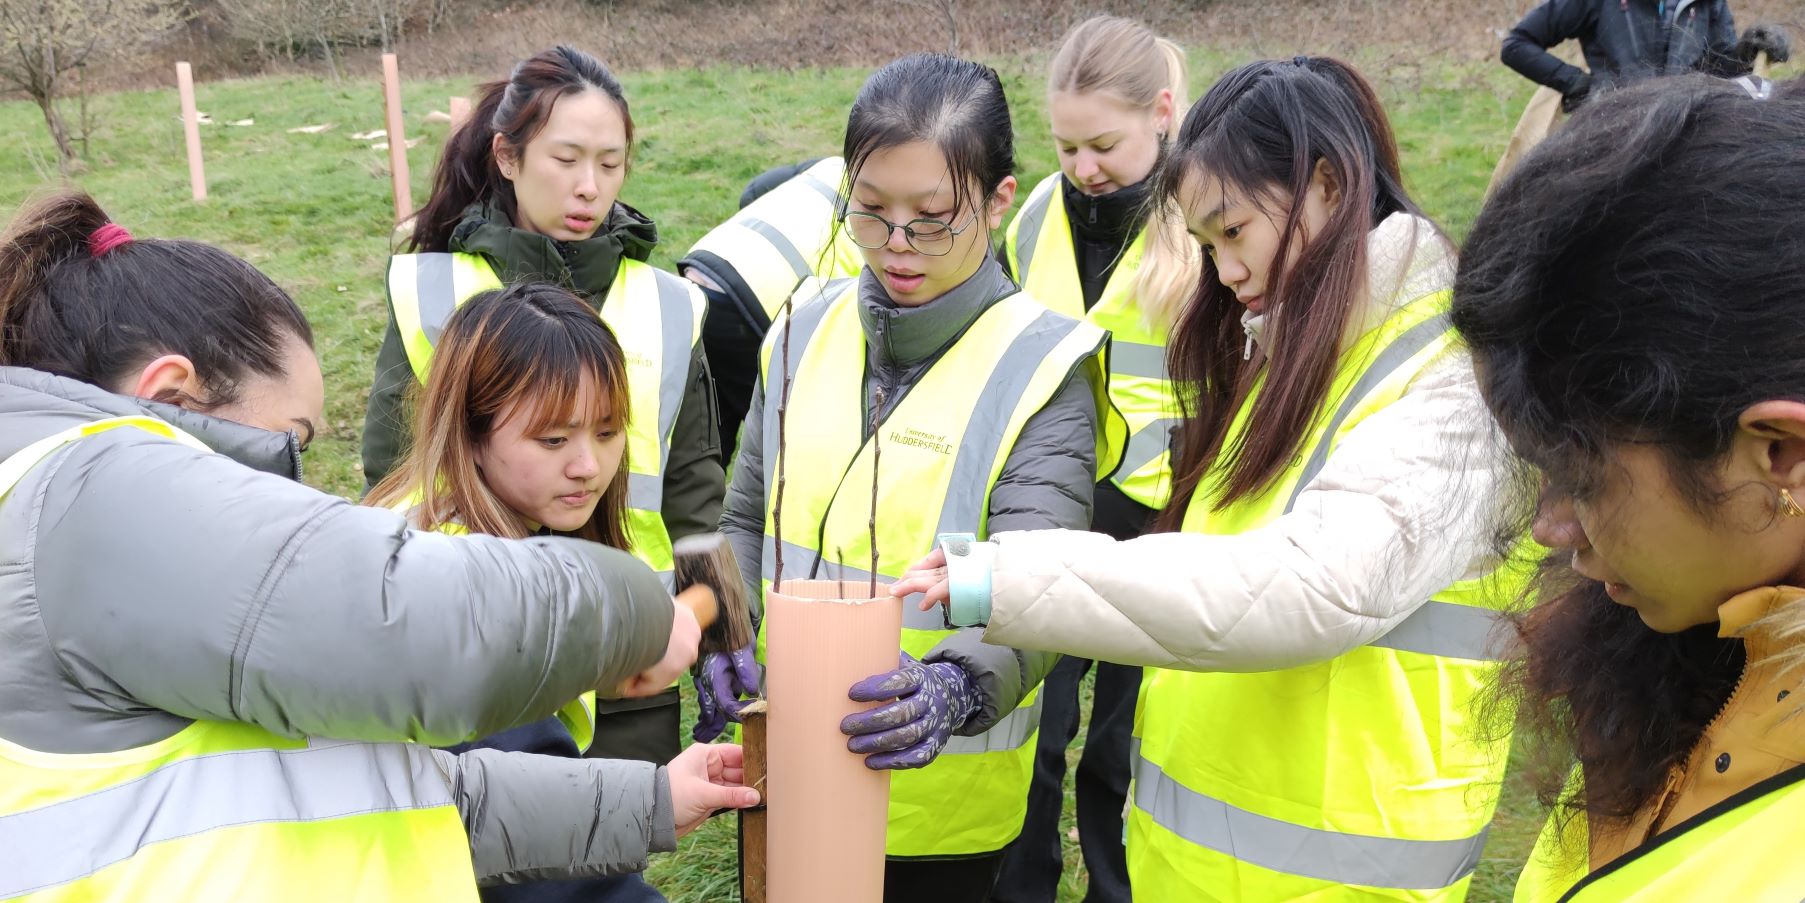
[1369,598,1501,661]
[1117,418,1177,481]
[638,270,696,515]
[1012,186,1055,278]
[0,739,452,898]
[414,254,461,348]
[628,472,662,511]
[931,309,1082,534]
[1283,312,1452,511]
[742,218,812,281]
[942,693,1042,754]
[1130,739,1487,892]
[798,171,839,206]
[1109,340,1168,380]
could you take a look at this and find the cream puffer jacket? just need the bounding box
[977,213,1516,672]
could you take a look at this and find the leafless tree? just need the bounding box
[0,0,185,169]
[216,0,417,77]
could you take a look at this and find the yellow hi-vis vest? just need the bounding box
[386,252,705,584]
[1004,172,1178,509]
[0,417,477,902]
[388,499,600,753]
[1514,765,1805,902]
[681,156,865,328]
[1131,290,1525,901]
[755,279,1115,857]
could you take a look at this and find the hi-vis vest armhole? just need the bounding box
[387,253,506,384]
[1279,309,1502,664]
[1184,301,1494,664]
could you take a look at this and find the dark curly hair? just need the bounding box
[1454,74,1804,830]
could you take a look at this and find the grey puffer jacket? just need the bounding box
[0,367,680,883]
[719,258,1100,733]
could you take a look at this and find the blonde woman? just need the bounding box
[994,16,1198,901]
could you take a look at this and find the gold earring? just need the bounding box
[1781,488,1804,519]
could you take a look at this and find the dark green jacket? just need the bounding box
[361,201,726,549]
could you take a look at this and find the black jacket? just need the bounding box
[1501,0,1742,97]
[1061,177,1150,313]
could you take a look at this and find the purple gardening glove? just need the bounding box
[839,652,979,770]
[691,645,762,743]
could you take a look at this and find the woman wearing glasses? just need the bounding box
[716,53,1119,901]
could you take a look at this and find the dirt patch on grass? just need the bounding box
[113,0,1805,88]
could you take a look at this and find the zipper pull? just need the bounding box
[1243,328,1255,361]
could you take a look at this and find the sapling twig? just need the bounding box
[772,292,794,591]
[868,386,885,600]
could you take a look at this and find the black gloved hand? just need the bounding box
[1735,24,1792,69]
[1561,74,1592,114]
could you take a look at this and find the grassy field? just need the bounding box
[8,49,1767,900]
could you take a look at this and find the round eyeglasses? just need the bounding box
[841,210,977,257]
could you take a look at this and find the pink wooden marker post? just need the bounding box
[381,53,411,223]
[175,63,206,202]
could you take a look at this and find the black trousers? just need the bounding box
[583,692,682,764]
[887,853,1006,903]
[991,482,1153,903]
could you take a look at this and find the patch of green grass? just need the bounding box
[1,53,1596,901]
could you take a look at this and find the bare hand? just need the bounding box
[667,742,760,837]
[617,596,701,698]
[888,548,952,612]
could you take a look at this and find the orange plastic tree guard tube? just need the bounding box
[765,579,902,902]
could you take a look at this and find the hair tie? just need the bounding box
[88,223,133,258]
[1293,55,1310,68]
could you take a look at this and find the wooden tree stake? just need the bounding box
[175,63,206,202]
[739,700,769,903]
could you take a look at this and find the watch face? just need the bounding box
[939,532,976,557]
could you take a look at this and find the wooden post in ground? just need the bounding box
[449,95,471,131]
[175,63,206,202]
[381,53,411,223]
[739,700,769,903]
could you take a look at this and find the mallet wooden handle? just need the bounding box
[675,584,719,632]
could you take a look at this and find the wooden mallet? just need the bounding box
[671,532,756,654]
